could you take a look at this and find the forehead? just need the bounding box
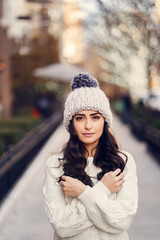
[75,110,99,115]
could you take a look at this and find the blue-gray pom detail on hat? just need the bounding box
[71,73,99,90]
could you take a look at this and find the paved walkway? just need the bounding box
[0,115,160,240]
[113,116,160,240]
[0,125,69,240]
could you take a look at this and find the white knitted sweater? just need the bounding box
[43,151,138,240]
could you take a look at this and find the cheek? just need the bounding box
[73,121,82,135]
[95,121,104,136]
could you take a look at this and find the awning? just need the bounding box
[33,63,85,83]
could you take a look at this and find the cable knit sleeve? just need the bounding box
[78,152,138,233]
[43,154,93,238]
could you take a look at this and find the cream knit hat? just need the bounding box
[64,73,112,131]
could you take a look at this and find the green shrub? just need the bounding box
[0,117,42,156]
[132,103,160,130]
[112,100,160,131]
[0,138,6,156]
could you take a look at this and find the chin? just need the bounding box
[80,138,97,145]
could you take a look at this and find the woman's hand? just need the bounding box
[101,168,125,193]
[60,176,87,197]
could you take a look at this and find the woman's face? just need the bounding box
[73,110,105,153]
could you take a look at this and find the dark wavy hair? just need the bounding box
[59,119,127,187]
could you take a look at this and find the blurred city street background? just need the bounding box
[0,116,160,240]
[0,0,160,239]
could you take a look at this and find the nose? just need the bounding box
[85,118,92,130]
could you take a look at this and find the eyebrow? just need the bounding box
[75,113,102,117]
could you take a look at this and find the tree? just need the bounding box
[78,0,160,91]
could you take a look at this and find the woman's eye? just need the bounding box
[92,116,100,120]
[75,117,83,121]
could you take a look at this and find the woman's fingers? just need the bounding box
[60,176,70,186]
[60,176,86,197]
[114,170,125,187]
[113,168,121,176]
[116,172,124,181]
[101,168,125,193]
[112,169,124,182]
[116,179,125,187]
[60,181,64,187]
[60,177,67,188]
[61,175,67,181]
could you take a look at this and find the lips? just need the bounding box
[82,133,95,137]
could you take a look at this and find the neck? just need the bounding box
[85,143,98,157]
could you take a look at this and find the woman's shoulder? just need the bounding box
[45,152,64,177]
[119,150,136,169]
[46,152,64,168]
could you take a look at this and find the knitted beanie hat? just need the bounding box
[64,73,112,131]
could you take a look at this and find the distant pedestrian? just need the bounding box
[122,93,132,124]
[43,73,138,240]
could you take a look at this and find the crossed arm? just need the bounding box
[43,154,138,238]
[60,168,125,197]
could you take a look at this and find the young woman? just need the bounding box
[43,73,138,240]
